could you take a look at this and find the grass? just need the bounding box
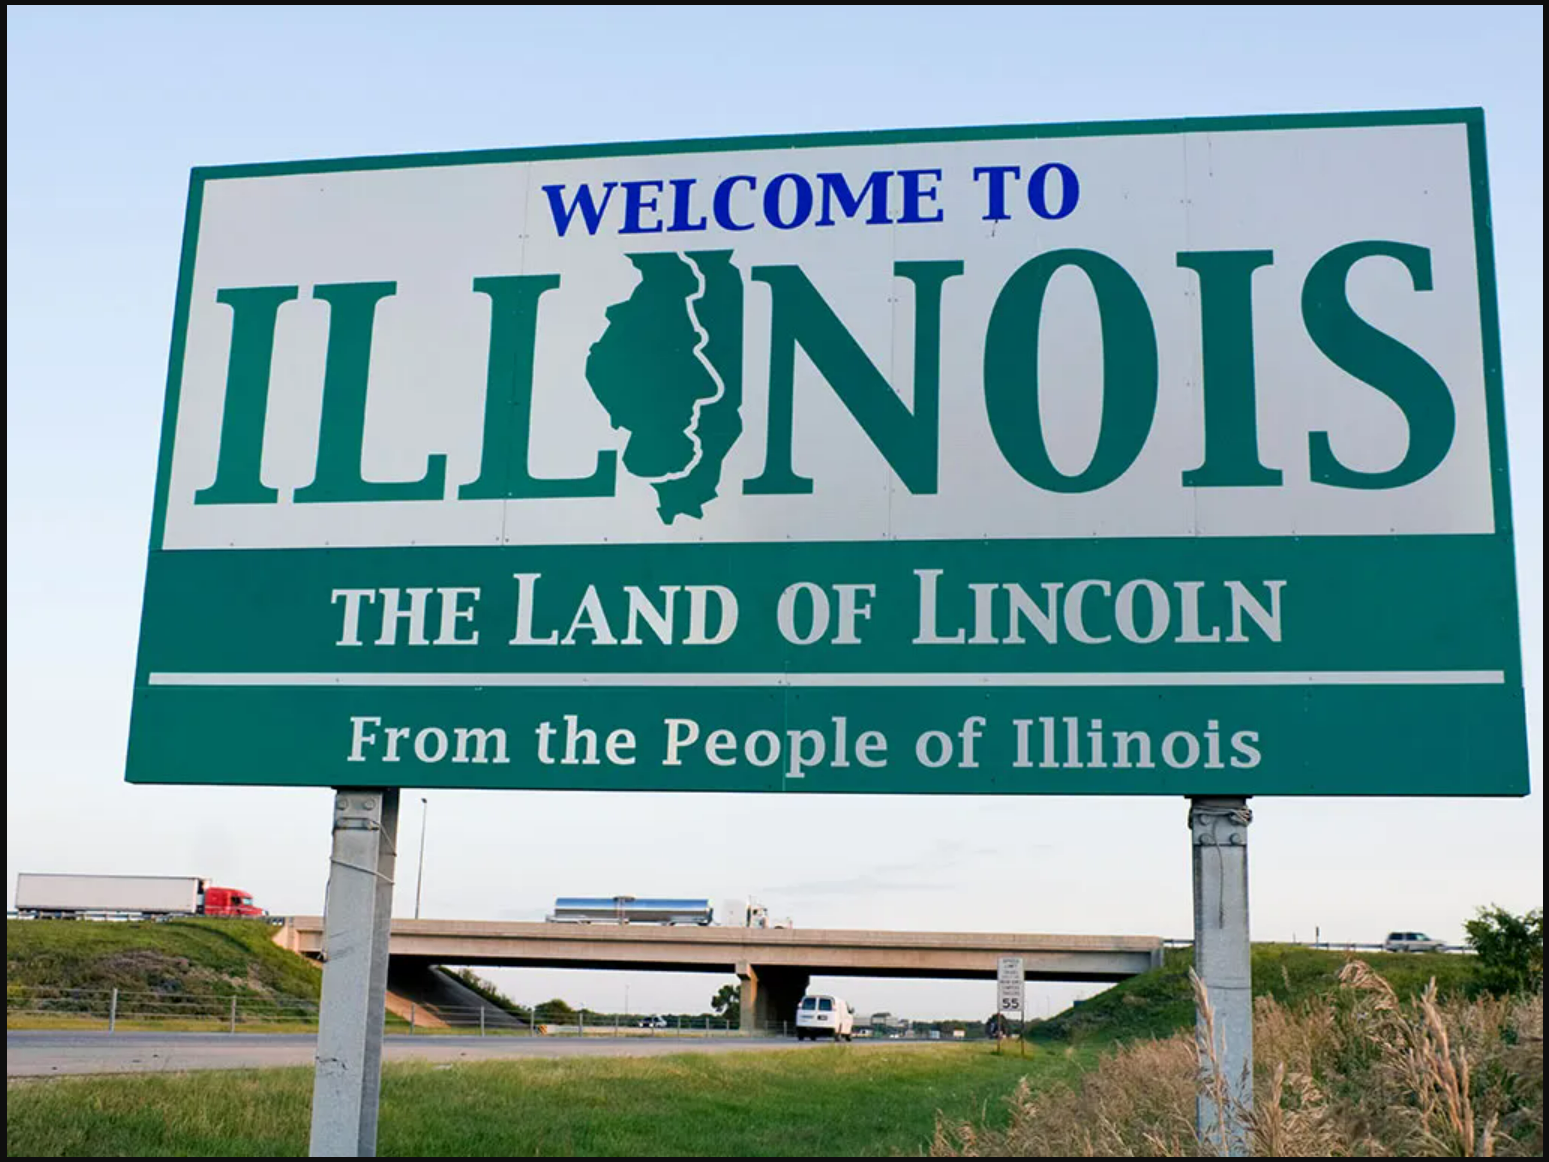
[5,1044,1091,1158]
[6,918,320,1003]
[1027,943,1476,1044]
[5,917,347,1032]
[932,967,1543,1157]
[6,928,1506,1154]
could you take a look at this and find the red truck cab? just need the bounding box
[202,885,265,917]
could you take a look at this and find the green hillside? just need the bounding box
[6,918,319,1005]
[1030,943,1476,1043]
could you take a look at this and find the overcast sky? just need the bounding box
[6,5,1542,1019]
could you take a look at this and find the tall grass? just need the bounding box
[931,963,1543,1157]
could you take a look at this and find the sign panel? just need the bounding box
[127,109,1528,794]
[997,957,1026,1016]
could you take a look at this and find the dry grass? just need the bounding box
[930,964,1543,1158]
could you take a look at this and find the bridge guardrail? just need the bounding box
[1160,938,1472,953]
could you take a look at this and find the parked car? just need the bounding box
[1383,931,1446,953]
[796,994,855,1041]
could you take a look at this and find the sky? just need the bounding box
[6,5,1543,1020]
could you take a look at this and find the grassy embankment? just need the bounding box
[6,918,333,1032]
[10,930,1525,1156]
[1026,942,1476,1044]
[6,1044,1089,1158]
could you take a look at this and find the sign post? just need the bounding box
[125,108,1527,1156]
[1190,797,1252,1156]
[309,790,399,1158]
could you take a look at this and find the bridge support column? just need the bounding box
[739,964,807,1035]
[737,964,758,1034]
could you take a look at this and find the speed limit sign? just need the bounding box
[997,956,1025,1015]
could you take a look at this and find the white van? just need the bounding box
[796,994,855,1041]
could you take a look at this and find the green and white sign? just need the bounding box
[127,109,1528,795]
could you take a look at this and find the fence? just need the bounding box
[6,986,320,1032]
[9,987,1020,1042]
[399,1004,750,1038]
[5,986,755,1037]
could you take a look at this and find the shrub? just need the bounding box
[1465,905,1544,996]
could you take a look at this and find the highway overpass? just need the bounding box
[276,918,1163,1031]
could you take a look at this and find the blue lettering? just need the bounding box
[973,165,1021,222]
[1029,163,1079,220]
[816,171,894,225]
[620,180,665,234]
[899,168,944,224]
[764,173,814,230]
[543,165,966,236]
[667,178,707,232]
[713,175,757,232]
[542,182,618,237]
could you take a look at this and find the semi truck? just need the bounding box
[544,896,794,928]
[547,896,714,925]
[14,874,265,919]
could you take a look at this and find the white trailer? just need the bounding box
[15,873,204,917]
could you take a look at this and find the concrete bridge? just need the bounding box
[276,917,1163,1031]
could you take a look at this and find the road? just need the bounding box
[7,1031,833,1077]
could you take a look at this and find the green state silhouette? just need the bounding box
[585,250,743,523]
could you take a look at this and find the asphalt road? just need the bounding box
[7,1031,820,1077]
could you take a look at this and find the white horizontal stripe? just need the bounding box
[148,670,1507,688]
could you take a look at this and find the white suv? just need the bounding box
[796,994,855,1041]
[1383,931,1446,953]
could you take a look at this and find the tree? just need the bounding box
[711,982,741,1024]
[1464,904,1543,995]
[534,997,576,1023]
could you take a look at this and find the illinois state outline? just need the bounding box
[585,250,743,523]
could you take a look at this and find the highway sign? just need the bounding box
[127,109,1528,794]
[997,956,1025,1016]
